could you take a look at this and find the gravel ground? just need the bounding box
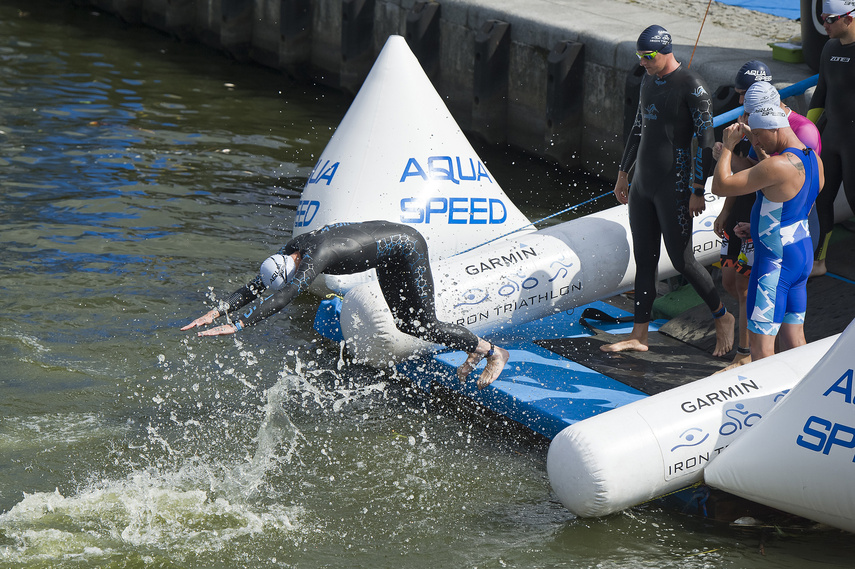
[622,0,803,42]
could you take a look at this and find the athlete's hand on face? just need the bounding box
[613,176,630,205]
[181,309,219,331]
[689,193,706,217]
[196,323,238,337]
[749,125,770,161]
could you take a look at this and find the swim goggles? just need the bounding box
[635,50,660,60]
[823,10,854,24]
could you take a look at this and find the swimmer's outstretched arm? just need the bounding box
[181,275,265,332]
[196,322,240,336]
[181,308,220,331]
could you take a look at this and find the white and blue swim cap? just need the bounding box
[637,25,673,54]
[748,105,789,130]
[823,0,855,15]
[735,60,772,91]
[743,81,780,114]
[260,254,296,290]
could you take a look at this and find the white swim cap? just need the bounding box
[260,254,296,290]
[748,105,789,130]
[823,0,855,15]
[743,81,780,114]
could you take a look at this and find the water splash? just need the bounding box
[0,467,301,564]
[0,346,394,566]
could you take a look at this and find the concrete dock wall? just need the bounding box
[66,0,814,179]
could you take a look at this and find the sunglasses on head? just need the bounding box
[823,10,853,24]
[635,50,660,60]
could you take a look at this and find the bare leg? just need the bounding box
[733,272,751,365]
[777,322,806,352]
[749,331,776,362]
[720,265,738,300]
[716,269,750,371]
[810,259,826,278]
[712,304,736,357]
[600,322,649,353]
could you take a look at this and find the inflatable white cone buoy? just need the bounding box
[704,318,855,532]
[296,35,532,296]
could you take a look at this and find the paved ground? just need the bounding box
[463,0,815,108]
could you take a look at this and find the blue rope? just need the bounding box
[712,74,819,128]
[452,190,613,257]
[451,75,818,259]
[826,272,855,285]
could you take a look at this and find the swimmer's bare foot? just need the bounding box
[457,352,483,383]
[810,259,826,278]
[599,322,649,353]
[599,338,649,353]
[477,346,509,389]
[716,350,752,373]
[712,310,736,357]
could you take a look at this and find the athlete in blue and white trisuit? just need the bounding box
[604,24,735,356]
[714,78,822,371]
[713,106,825,360]
[182,220,510,389]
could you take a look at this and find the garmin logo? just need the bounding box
[680,378,760,413]
[465,247,537,275]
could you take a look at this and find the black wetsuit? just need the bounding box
[222,221,480,352]
[810,38,855,261]
[620,64,719,324]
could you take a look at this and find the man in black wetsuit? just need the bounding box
[602,24,735,356]
[182,220,509,389]
[808,0,855,277]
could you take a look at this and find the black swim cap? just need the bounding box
[636,25,673,54]
[735,60,772,91]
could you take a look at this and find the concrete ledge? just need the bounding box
[66,0,816,180]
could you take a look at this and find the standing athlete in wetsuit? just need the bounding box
[182,220,509,389]
[807,0,855,277]
[603,24,735,356]
[713,106,825,360]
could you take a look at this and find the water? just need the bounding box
[1,3,853,568]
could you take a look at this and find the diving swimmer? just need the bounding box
[182,220,510,389]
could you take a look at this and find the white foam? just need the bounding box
[0,413,128,451]
[0,467,302,563]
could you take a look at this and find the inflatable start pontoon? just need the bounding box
[298,35,855,529]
